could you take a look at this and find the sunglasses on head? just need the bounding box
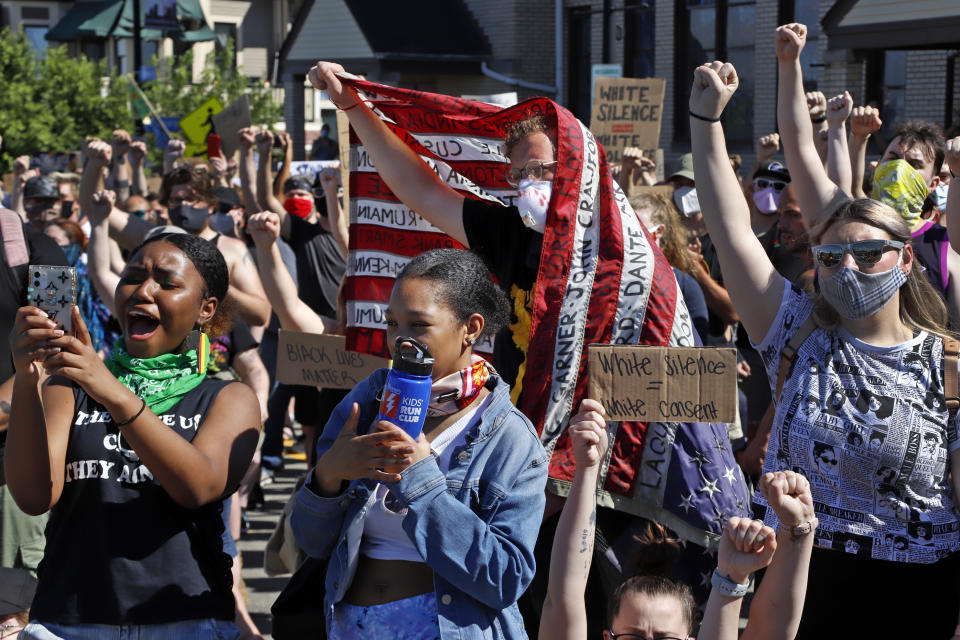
[811,239,904,269]
[754,178,787,193]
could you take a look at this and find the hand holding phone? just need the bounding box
[27,265,78,334]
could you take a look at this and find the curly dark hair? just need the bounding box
[158,166,215,207]
[503,115,557,159]
[133,232,232,336]
[396,249,510,337]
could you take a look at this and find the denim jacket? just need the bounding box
[290,369,549,639]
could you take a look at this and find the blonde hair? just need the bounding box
[811,198,949,337]
[629,192,697,275]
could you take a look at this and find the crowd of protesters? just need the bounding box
[0,19,959,640]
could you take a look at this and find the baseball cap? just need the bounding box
[669,153,695,182]
[753,160,790,183]
[0,567,37,616]
[212,186,241,212]
[23,176,58,200]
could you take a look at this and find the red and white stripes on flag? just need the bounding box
[340,76,696,504]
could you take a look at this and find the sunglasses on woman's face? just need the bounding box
[753,178,787,193]
[811,239,904,269]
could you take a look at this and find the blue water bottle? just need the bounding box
[377,337,434,439]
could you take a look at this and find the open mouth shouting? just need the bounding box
[126,307,161,341]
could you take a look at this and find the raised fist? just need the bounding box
[85,139,112,168]
[12,155,30,176]
[944,137,960,180]
[164,139,185,163]
[90,189,116,223]
[716,516,777,585]
[850,106,882,138]
[568,398,609,469]
[759,470,815,528]
[129,140,147,164]
[238,127,256,151]
[111,129,132,155]
[806,91,826,120]
[689,61,739,121]
[756,133,780,162]
[775,23,807,63]
[255,130,274,155]
[826,91,853,127]
[307,61,358,109]
[247,211,281,246]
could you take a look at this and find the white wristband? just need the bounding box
[711,569,749,598]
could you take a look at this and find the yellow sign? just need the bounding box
[179,97,224,151]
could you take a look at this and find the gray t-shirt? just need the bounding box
[752,279,960,563]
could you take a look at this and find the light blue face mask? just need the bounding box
[933,183,949,211]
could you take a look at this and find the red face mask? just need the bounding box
[283,196,313,219]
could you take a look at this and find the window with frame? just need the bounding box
[214,22,238,67]
[675,0,756,144]
[624,0,656,79]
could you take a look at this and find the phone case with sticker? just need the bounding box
[27,265,78,334]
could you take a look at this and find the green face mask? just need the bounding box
[105,332,211,414]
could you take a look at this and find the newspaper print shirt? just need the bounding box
[752,279,960,563]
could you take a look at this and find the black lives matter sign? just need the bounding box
[589,78,666,165]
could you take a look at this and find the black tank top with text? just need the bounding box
[30,377,236,624]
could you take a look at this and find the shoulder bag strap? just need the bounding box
[943,336,960,414]
[775,316,818,404]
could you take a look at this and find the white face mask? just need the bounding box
[934,183,949,211]
[516,178,551,234]
[674,186,700,217]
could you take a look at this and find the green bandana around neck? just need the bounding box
[105,332,211,415]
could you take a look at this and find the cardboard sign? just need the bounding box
[179,97,224,148]
[587,345,737,423]
[591,63,622,108]
[289,160,340,181]
[277,331,388,389]
[590,78,666,165]
[211,95,252,158]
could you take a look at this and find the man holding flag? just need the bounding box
[308,61,751,626]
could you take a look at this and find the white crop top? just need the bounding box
[359,394,491,562]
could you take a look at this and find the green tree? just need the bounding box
[144,39,282,137]
[0,27,128,173]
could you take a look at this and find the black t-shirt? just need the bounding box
[31,378,236,624]
[758,221,811,286]
[0,222,68,382]
[208,317,259,377]
[461,198,541,390]
[286,215,345,318]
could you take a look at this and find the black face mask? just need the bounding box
[168,204,209,232]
